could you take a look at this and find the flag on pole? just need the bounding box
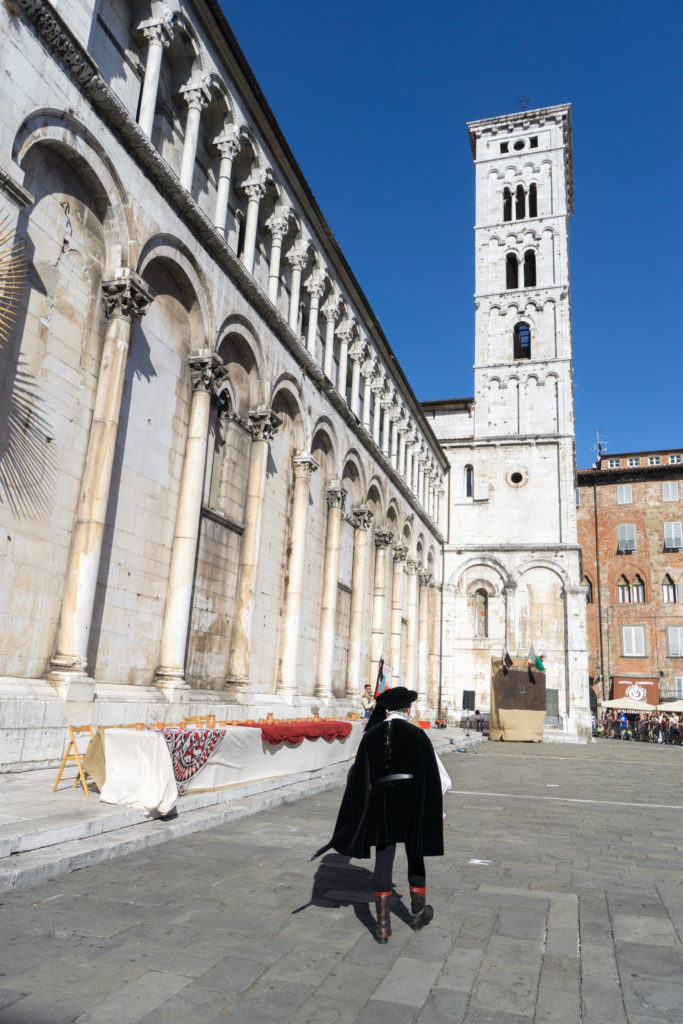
[502,646,513,672]
[528,647,546,672]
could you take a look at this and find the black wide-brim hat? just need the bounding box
[376,687,418,711]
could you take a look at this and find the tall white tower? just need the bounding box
[425,105,591,741]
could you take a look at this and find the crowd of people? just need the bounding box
[596,709,683,744]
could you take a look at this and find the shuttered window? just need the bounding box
[662,481,679,502]
[664,522,682,549]
[617,484,632,504]
[617,524,636,552]
[622,626,645,657]
[667,627,683,658]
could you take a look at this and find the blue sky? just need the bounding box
[223,0,682,469]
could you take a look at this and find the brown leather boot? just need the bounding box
[410,886,434,929]
[374,891,392,943]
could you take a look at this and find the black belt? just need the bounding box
[374,773,414,785]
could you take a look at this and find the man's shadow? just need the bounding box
[292,853,412,936]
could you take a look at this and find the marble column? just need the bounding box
[278,453,319,698]
[47,272,152,698]
[398,422,408,477]
[321,302,340,380]
[154,352,227,698]
[380,398,393,457]
[405,438,414,490]
[227,405,281,690]
[370,529,394,686]
[266,209,290,304]
[213,131,241,236]
[390,413,399,469]
[138,15,173,138]
[316,482,346,700]
[404,559,420,689]
[335,322,353,397]
[349,341,364,417]
[346,505,373,699]
[389,543,407,683]
[371,381,383,445]
[427,581,440,709]
[417,459,425,506]
[361,364,373,430]
[305,274,325,356]
[241,175,266,276]
[179,80,210,192]
[417,570,431,708]
[503,582,518,657]
[287,247,309,332]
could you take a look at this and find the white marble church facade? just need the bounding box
[424,106,591,741]
[0,0,448,768]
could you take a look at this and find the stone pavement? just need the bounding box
[1,740,682,1023]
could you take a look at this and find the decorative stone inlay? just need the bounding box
[101,272,152,321]
[374,528,394,549]
[351,504,373,531]
[248,405,281,443]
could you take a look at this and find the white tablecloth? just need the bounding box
[184,721,364,793]
[98,721,364,814]
[99,729,177,815]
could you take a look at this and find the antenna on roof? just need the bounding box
[591,429,608,468]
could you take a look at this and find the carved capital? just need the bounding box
[351,504,373,531]
[374,528,394,549]
[139,13,174,48]
[335,319,355,345]
[305,271,326,300]
[286,241,311,272]
[266,209,291,242]
[392,542,408,564]
[292,451,319,480]
[214,130,241,161]
[326,482,347,512]
[418,570,432,587]
[349,339,367,363]
[101,272,153,321]
[188,350,228,394]
[406,558,421,575]
[321,300,341,324]
[242,173,267,202]
[248,405,281,443]
[180,79,211,111]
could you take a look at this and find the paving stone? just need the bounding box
[355,1001,418,1024]
[74,971,192,1024]
[612,913,680,946]
[469,961,540,1017]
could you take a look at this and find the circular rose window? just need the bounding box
[506,469,529,488]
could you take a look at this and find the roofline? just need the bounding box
[421,397,474,410]
[594,448,682,460]
[198,0,448,471]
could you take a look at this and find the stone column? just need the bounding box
[361,364,373,430]
[390,412,399,469]
[315,482,347,700]
[154,352,227,698]
[321,302,340,380]
[179,80,210,192]
[417,458,425,507]
[380,397,393,457]
[47,272,152,697]
[287,246,309,332]
[335,321,353,398]
[227,406,281,690]
[398,421,408,477]
[370,529,394,685]
[405,437,414,490]
[265,209,290,304]
[371,380,384,445]
[346,505,373,699]
[389,543,407,683]
[213,131,241,236]
[278,453,319,698]
[138,15,173,138]
[305,273,325,356]
[417,570,431,708]
[349,341,364,417]
[404,559,420,689]
[503,582,518,658]
[241,175,267,276]
[427,581,440,709]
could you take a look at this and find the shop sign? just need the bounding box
[613,677,659,704]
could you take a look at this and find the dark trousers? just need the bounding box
[373,843,426,892]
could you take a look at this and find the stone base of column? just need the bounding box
[45,656,95,702]
[153,667,191,703]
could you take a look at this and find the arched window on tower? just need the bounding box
[529,183,538,217]
[617,575,631,603]
[632,575,645,603]
[515,184,526,219]
[506,253,518,289]
[523,250,536,287]
[503,187,512,222]
[663,574,678,603]
[474,589,488,638]
[465,464,474,497]
[513,322,531,359]
[582,575,593,603]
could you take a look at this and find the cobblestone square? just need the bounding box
[1,741,682,1023]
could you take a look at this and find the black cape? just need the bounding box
[328,717,444,859]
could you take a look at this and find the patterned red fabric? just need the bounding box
[239,720,353,745]
[162,727,226,794]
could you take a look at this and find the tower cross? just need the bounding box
[519,96,529,111]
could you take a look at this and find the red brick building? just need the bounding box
[577,449,683,705]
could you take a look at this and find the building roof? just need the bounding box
[421,397,474,411]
